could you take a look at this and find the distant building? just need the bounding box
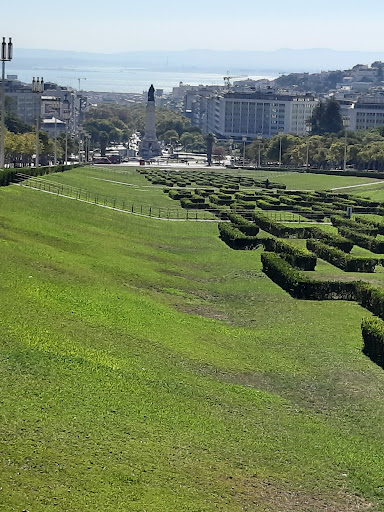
[188,90,318,138]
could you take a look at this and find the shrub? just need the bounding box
[232,200,256,210]
[262,238,316,270]
[361,317,384,368]
[169,189,192,200]
[338,226,384,253]
[355,216,384,235]
[180,198,206,209]
[218,222,262,250]
[228,213,260,236]
[261,252,358,300]
[331,215,378,237]
[209,194,234,206]
[307,239,378,272]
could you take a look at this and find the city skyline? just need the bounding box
[3,0,384,54]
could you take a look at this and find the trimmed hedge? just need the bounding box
[355,216,384,235]
[180,198,206,209]
[252,212,354,251]
[228,213,260,236]
[331,215,378,237]
[361,317,384,368]
[0,163,82,187]
[307,239,378,272]
[338,226,384,254]
[262,238,316,271]
[209,194,234,206]
[169,189,192,200]
[261,252,357,300]
[218,222,262,250]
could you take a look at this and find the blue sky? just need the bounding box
[3,0,384,53]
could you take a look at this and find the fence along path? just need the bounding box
[14,174,338,224]
[14,174,220,222]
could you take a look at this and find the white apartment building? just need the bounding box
[202,92,318,139]
[339,94,384,131]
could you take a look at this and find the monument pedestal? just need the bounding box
[139,85,162,159]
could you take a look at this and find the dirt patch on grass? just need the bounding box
[176,303,230,322]
[232,477,373,511]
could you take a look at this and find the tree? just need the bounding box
[162,129,179,144]
[99,131,109,156]
[206,133,215,166]
[310,98,343,135]
[212,146,226,163]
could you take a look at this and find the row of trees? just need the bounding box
[245,128,384,170]
[84,103,206,154]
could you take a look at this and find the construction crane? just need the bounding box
[57,77,87,91]
[77,77,87,91]
[223,74,247,89]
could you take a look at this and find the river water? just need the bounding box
[6,65,277,93]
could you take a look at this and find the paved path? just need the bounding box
[331,181,383,191]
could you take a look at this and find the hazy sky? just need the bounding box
[3,0,384,53]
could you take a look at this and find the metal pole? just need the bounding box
[65,124,68,165]
[306,140,309,168]
[258,143,261,168]
[279,135,282,167]
[343,128,347,171]
[0,60,5,169]
[54,117,57,165]
[35,104,40,168]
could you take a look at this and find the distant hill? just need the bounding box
[10,48,384,75]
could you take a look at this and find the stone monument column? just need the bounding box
[139,85,162,159]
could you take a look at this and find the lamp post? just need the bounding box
[278,129,284,168]
[305,120,312,168]
[242,135,247,167]
[257,133,262,168]
[49,98,61,165]
[32,77,44,167]
[62,94,71,165]
[0,37,13,169]
[228,137,233,164]
[343,116,350,171]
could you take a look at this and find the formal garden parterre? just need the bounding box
[4,164,384,510]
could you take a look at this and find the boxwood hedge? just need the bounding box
[307,239,378,272]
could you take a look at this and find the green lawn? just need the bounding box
[1,168,384,511]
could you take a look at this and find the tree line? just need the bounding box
[84,103,206,155]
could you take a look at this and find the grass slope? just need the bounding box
[0,172,383,511]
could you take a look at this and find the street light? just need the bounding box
[278,128,284,168]
[242,135,247,167]
[62,94,71,165]
[343,116,350,171]
[0,37,13,169]
[32,77,44,167]
[305,119,312,168]
[257,133,262,168]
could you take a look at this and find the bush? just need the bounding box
[355,216,384,235]
[209,194,234,206]
[180,198,206,209]
[307,239,378,272]
[218,222,262,250]
[228,213,260,236]
[262,238,316,271]
[0,163,82,187]
[361,316,384,368]
[169,189,192,200]
[252,212,353,250]
[261,252,358,300]
[338,226,384,253]
[331,215,378,237]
